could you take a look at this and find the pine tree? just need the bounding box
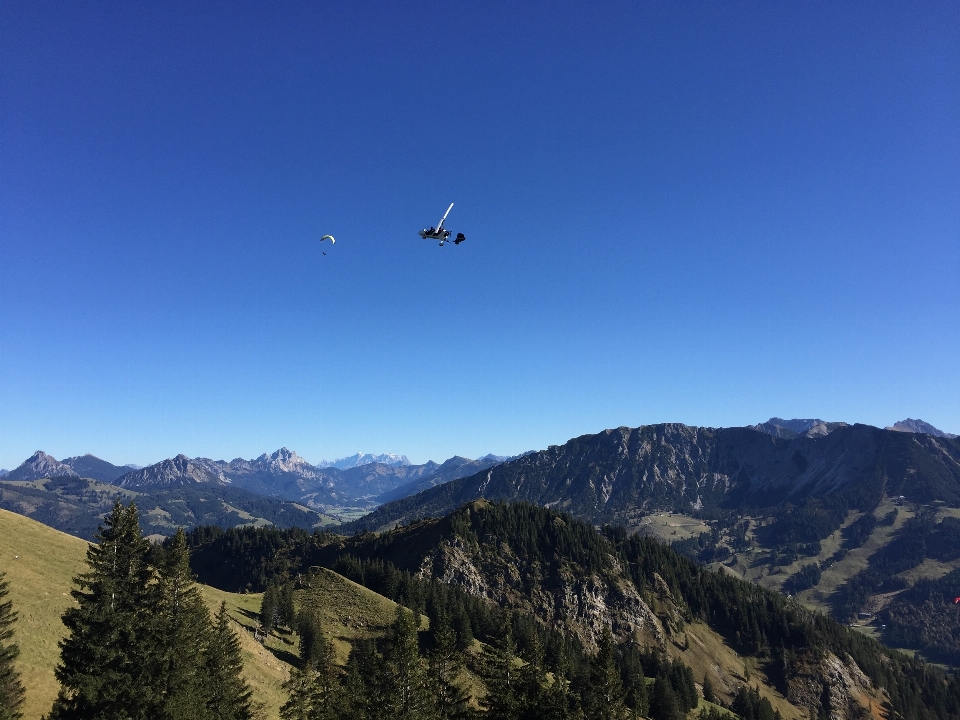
[282,608,339,720]
[428,613,471,720]
[333,638,380,720]
[384,605,436,720]
[206,603,254,720]
[453,607,473,652]
[538,663,582,720]
[156,528,214,720]
[297,609,333,674]
[585,627,627,720]
[702,674,715,704]
[648,677,682,720]
[516,626,547,719]
[280,667,322,720]
[48,500,162,720]
[0,571,25,720]
[260,586,278,636]
[278,583,296,629]
[619,645,647,717]
[479,618,520,720]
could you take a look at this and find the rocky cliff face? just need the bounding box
[6,451,79,480]
[787,652,882,720]
[416,530,664,650]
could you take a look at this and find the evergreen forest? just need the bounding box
[183,501,960,720]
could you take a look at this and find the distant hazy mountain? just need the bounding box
[104,447,504,510]
[61,454,132,483]
[886,418,957,439]
[6,451,79,480]
[376,454,511,504]
[750,417,849,439]
[318,452,411,469]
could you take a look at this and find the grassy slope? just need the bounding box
[0,507,407,720]
[0,508,88,720]
[671,621,805,720]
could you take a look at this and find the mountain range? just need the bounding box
[342,420,960,532]
[6,416,960,672]
[0,447,512,524]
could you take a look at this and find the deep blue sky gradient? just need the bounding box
[2,2,958,467]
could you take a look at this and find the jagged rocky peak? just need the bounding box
[6,451,79,480]
[752,417,849,439]
[887,418,958,439]
[255,447,312,472]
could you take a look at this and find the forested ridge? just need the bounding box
[185,501,960,719]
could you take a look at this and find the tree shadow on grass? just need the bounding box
[265,644,300,667]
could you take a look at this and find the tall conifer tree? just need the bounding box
[278,583,295,629]
[332,638,379,720]
[479,618,520,720]
[206,603,254,720]
[156,528,214,720]
[48,500,161,720]
[585,626,628,720]
[428,613,471,720]
[0,571,25,720]
[259,586,278,636]
[648,678,682,720]
[538,654,582,720]
[385,605,436,720]
[280,667,321,720]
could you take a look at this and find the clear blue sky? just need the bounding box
[2,2,958,468]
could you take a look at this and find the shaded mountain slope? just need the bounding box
[344,423,960,533]
[60,454,131,483]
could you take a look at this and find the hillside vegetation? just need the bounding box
[186,500,960,719]
[339,424,960,665]
[0,509,301,718]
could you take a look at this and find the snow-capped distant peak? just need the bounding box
[319,452,412,470]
